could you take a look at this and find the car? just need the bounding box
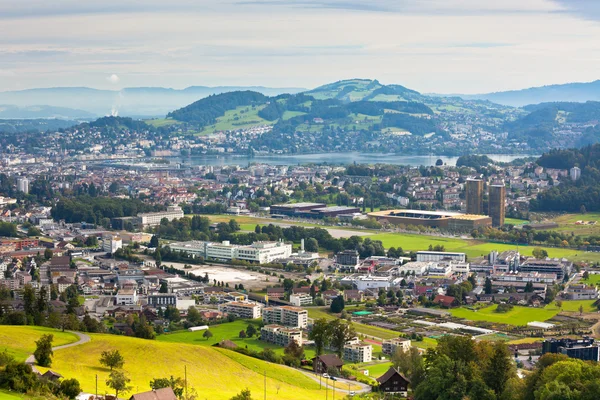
[331,377,337,381]
[349,391,356,397]
[322,373,330,379]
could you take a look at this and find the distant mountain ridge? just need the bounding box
[444,80,600,107]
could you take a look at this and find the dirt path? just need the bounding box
[26,331,91,373]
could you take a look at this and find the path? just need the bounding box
[26,331,90,373]
[294,367,371,395]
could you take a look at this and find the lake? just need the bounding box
[171,152,535,167]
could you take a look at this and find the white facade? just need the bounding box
[263,306,308,328]
[427,264,452,276]
[343,343,372,363]
[103,235,123,254]
[416,251,466,263]
[176,298,196,310]
[570,167,581,181]
[341,275,394,291]
[139,206,184,227]
[170,240,292,264]
[382,338,412,355]
[289,293,313,307]
[450,262,470,274]
[116,289,138,305]
[17,178,29,194]
[218,301,262,319]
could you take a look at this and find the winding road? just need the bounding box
[26,331,90,373]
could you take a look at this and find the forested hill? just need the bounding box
[530,144,600,212]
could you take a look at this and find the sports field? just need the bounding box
[49,332,326,400]
[0,326,79,361]
[450,304,559,326]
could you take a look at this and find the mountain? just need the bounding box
[0,85,305,118]
[0,104,96,119]
[306,79,424,102]
[0,118,79,133]
[447,80,600,107]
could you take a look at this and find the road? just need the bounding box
[294,368,371,395]
[26,331,90,373]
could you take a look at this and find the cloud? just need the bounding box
[552,0,600,21]
[107,74,120,84]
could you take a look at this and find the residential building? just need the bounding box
[103,234,123,254]
[260,324,303,346]
[218,301,262,319]
[343,342,372,363]
[129,387,178,400]
[489,184,506,227]
[16,177,29,194]
[564,284,599,300]
[466,179,484,215]
[138,206,184,227]
[289,293,313,307]
[377,367,410,396]
[312,354,344,374]
[382,338,412,356]
[262,306,308,328]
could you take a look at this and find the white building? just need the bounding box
[416,251,466,263]
[263,306,308,328]
[398,262,432,276]
[289,293,313,307]
[170,240,292,264]
[428,264,452,276]
[382,338,412,356]
[570,167,581,181]
[218,301,262,319]
[565,284,599,300]
[138,206,184,227]
[17,177,29,194]
[260,325,303,346]
[343,343,372,363]
[450,262,470,274]
[176,298,196,310]
[103,235,123,254]
[341,275,396,291]
[116,289,138,305]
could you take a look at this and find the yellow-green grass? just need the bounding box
[0,326,79,361]
[583,274,600,285]
[507,337,544,345]
[50,333,324,400]
[547,299,598,313]
[547,213,600,236]
[282,111,306,120]
[197,105,274,135]
[360,362,393,377]
[450,305,559,326]
[505,218,529,226]
[157,320,319,359]
[144,118,182,128]
[0,391,52,400]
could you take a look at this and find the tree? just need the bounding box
[230,388,253,400]
[484,277,493,295]
[583,271,590,280]
[579,304,584,315]
[60,378,82,399]
[150,235,159,248]
[154,248,162,267]
[436,159,444,166]
[283,340,305,367]
[524,281,534,293]
[282,278,294,293]
[34,334,53,367]
[228,219,240,232]
[391,346,425,388]
[106,370,132,399]
[555,299,563,309]
[580,204,587,214]
[305,238,319,252]
[159,281,169,293]
[532,248,549,259]
[203,330,213,340]
[485,342,514,396]
[100,349,125,371]
[309,318,329,356]
[150,376,185,398]
[246,324,257,338]
[328,319,356,359]
[239,330,247,338]
[330,295,345,313]
[44,248,53,260]
[255,225,261,234]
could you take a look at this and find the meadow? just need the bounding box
[583,274,600,286]
[450,304,559,326]
[196,105,274,135]
[0,326,79,361]
[547,212,600,236]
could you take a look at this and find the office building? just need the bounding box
[138,206,184,227]
[416,251,466,263]
[466,179,484,215]
[16,177,29,194]
[489,184,506,227]
[570,167,581,181]
[382,338,412,356]
[169,240,292,264]
[262,306,308,328]
[542,338,599,362]
[343,343,373,363]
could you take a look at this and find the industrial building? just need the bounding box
[270,202,326,216]
[138,206,184,227]
[489,184,506,227]
[270,203,360,219]
[368,209,491,230]
[542,337,599,362]
[466,179,484,215]
[169,240,292,264]
[519,258,573,281]
[416,251,466,263]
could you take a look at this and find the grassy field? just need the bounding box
[197,105,274,135]
[507,337,544,345]
[550,299,598,313]
[548,213,600,236]
[144,118,182,128]
[505,218,529,226]
[48,332,326,400]
[450,305,559,326]
[0,326,79,361]
[583,274,600,286]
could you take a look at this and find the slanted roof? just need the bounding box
[129,387,178,400]
[377,367,410,384]
[314,354,343,367]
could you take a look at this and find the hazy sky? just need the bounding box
[1,0,600,93]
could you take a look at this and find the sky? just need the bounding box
[1,0,600,94]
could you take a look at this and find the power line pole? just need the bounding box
[95,374,98,399]
[185,365,188,400]
[264,370,267,400]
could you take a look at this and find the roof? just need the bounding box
[377,367,410,384]
[129,387,178,400]
[314,354,343,367]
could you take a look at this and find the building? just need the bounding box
[382,338,412,356]
[343,343,372,363]
[218,301,262,319]
[570,166,581,181]
[377,367,410,396]
[129,387,177,400]
[270,202,326,217]
[489,184,506,227]
[416,251,466,263]
[368,209,491,230]
[564,284,599,300]
[491,271,557,284]
[542,337,599,362]
[262,306,308,328]
[466,179,484,215]
[103,234,123,254]
[16,177,29,194]
[138,206,184,227]
[289,293,313,307]
[304,206,362,219]
[116,289,138,305]
[520,259,573,281]
[335,250,360,269]
[169,240,292,264]
[148,294,177,308]
[341,275,394,291]
[260,324,303,346]
[312,354,344,374]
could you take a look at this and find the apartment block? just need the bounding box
[343,343,373,363]
[382,338,412,356]
[218,301,262,319]
[262,306,308,328]
[260,324,303,347]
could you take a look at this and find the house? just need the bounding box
[41,370,63,382]
[433,294,459,308]
[129,387,178,400]
[312,354,344,374]
[344,290,364,302]
[266,287,285,299]
[377,367,410,396]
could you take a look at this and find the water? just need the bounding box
[171,152,535,167]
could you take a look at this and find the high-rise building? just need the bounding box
[17,178,29,194]
[570,167,581,181]
[466,179,483,215]
[489,184,506,227]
